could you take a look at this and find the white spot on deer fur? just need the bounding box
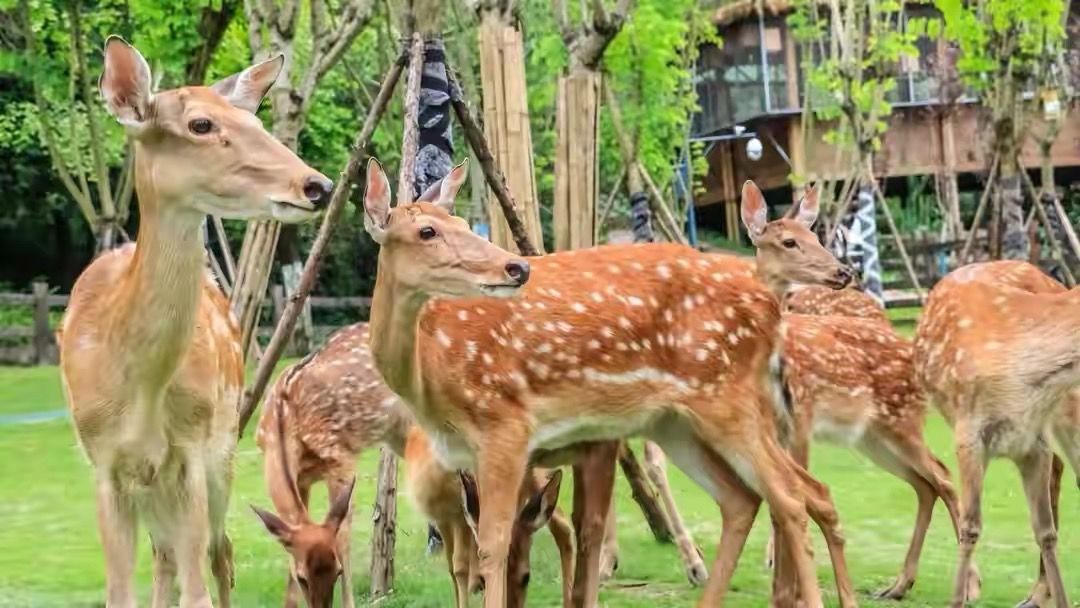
[482,353,494,365]
[958,317,973,329]
[628,296,644,307]
[602,327,615,338]
[728,333,739,345]
[475,307,487,315]
[537,343,553,354]
[695,349,708,362]
[648,296,659,308]
[607,264,621,274]
[695,294,705,306]
[567,369,582,379]
[481,373,492,385]
[572,302,587,313]
[549,288,563,298]
[512,338,525,351]
[522,302,533,310]
[543,322,556,332]
[618,317,633,329]
[557,321,573,333]
[630,262,644,271]
[591,292,604,303]
[509,371,528,389]
[583,271,594,279]
[705,338,718,351]
[683,296,695,311]
[465,341,478,361]
[457,310,469,321]
[664,310,674,323]
[616,342,629,351]
[657,264,672,279]
[588,339,601,349]
[985,341,1002,350]
[525,322,536,332]
[536,302,547,310]
[527,360,551,379]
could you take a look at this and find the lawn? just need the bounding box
[0,362,1075,607]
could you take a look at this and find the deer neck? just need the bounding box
[368,261,431,408]
[111,147,207,386]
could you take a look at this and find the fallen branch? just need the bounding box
[445,63,540,256]
[236,52,408,437]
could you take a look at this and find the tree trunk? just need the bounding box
[997,156,1028,261]
[617,443,673,543]
[939,111,963,239]
[369,447,397,599]
[476,11,545,254]
[553,70,601,251]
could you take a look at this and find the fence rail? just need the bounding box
[0,282,372,366]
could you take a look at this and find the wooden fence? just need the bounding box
[0,282,372,366]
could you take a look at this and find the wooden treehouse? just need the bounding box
[691,0,1080,250]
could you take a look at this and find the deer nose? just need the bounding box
[303,175,333,209]
[504,260,530,286]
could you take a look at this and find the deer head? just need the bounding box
[252,397,355,608]
[459,469,563,608]
[99,36,332,222]
[741,181,853,296]
[362,158,531,298]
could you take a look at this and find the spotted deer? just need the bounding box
[362,158,859,608]
[784,284,888,322]
[914,260,1079,608]
[253,322,575,608]
[58,37,330,608]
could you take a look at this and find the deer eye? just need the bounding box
[419,226,437,240]
[782,238,798,249]
[188,118,214,135]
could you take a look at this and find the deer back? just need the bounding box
[784,285,887,322]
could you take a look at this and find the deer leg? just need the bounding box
[475,426,529,608]
[96,477,138,608]
[598,492,619,581]
[769,426,812,603]
[696,448,761,608]
[327,472,357,608]
[643,441,708,586]
[446,522,472,608]
[951,440,987,608]
[172,453,213,608]
[207,460,234,608]
[1017,454,1064,608]
[547,506,577,607]
[571,441,619,608]
[151,540,177,608]
[791,462,855,608]
[1016,449,1069,608]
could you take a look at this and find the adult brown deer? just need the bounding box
[914,260,1079,608]
[58,37,330,608]
[362,158,857,607]
[253,322,575,608]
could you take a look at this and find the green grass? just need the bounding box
[0,366,1076,607]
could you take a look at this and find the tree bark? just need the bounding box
[369,448,398,599]
[997,156,1028,261]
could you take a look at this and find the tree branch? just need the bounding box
[397,33,424,203]
[68,0,115,220]
[185,0,241,84]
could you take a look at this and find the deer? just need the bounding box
[252,322,576,608]
[361,157,860,608]
[914,260,1079,608]
[57,37,331,608]
[784,284,888,322]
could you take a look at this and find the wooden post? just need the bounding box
[476,13,545,254]
[32,281,50,365]
[617,442,673,543]
[271,284,286,326]
[369,447,398,599]
[553,71,601,251]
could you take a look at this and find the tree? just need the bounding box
[936,0,1066,259]
[550,0,632,250]
[231,0,374,356]
[789,0,921,298]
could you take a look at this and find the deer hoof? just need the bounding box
[685,561,709,587]
[873,578,913,601]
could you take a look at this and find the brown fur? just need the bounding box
[60,37,328,608]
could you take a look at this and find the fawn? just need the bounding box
[59,37,329,608]
[362,157,858,607]
[252,322,574,608]
[914,260,1079,608]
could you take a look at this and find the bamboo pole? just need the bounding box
[445,64,540,256]
[959,155,1000,264]
[236,52,408,437]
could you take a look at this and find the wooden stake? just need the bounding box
[1019,165,1076,287]
[236,52,408,437]
[369,447,398,599]
[445,64,540,256]
[617,442,674,543]
[960,155,999,264]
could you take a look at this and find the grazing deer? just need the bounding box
[253,322,575,608]
[362,158,858,608]
[914,260,1079,608]
[58,37,330,608]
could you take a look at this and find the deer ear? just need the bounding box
[434,159,469,214]
[458,471,481,541]
[324,477,355,533]
[251,505,296,547]
[740,180,768,242]
[210,54,284,113]
[791,184,819,228]
[364,158,392,244]
[517,470,562,534]
[100,36,153,128]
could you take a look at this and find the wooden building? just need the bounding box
[692,0,1080,239]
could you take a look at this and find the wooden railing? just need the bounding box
[0,283,372,366]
